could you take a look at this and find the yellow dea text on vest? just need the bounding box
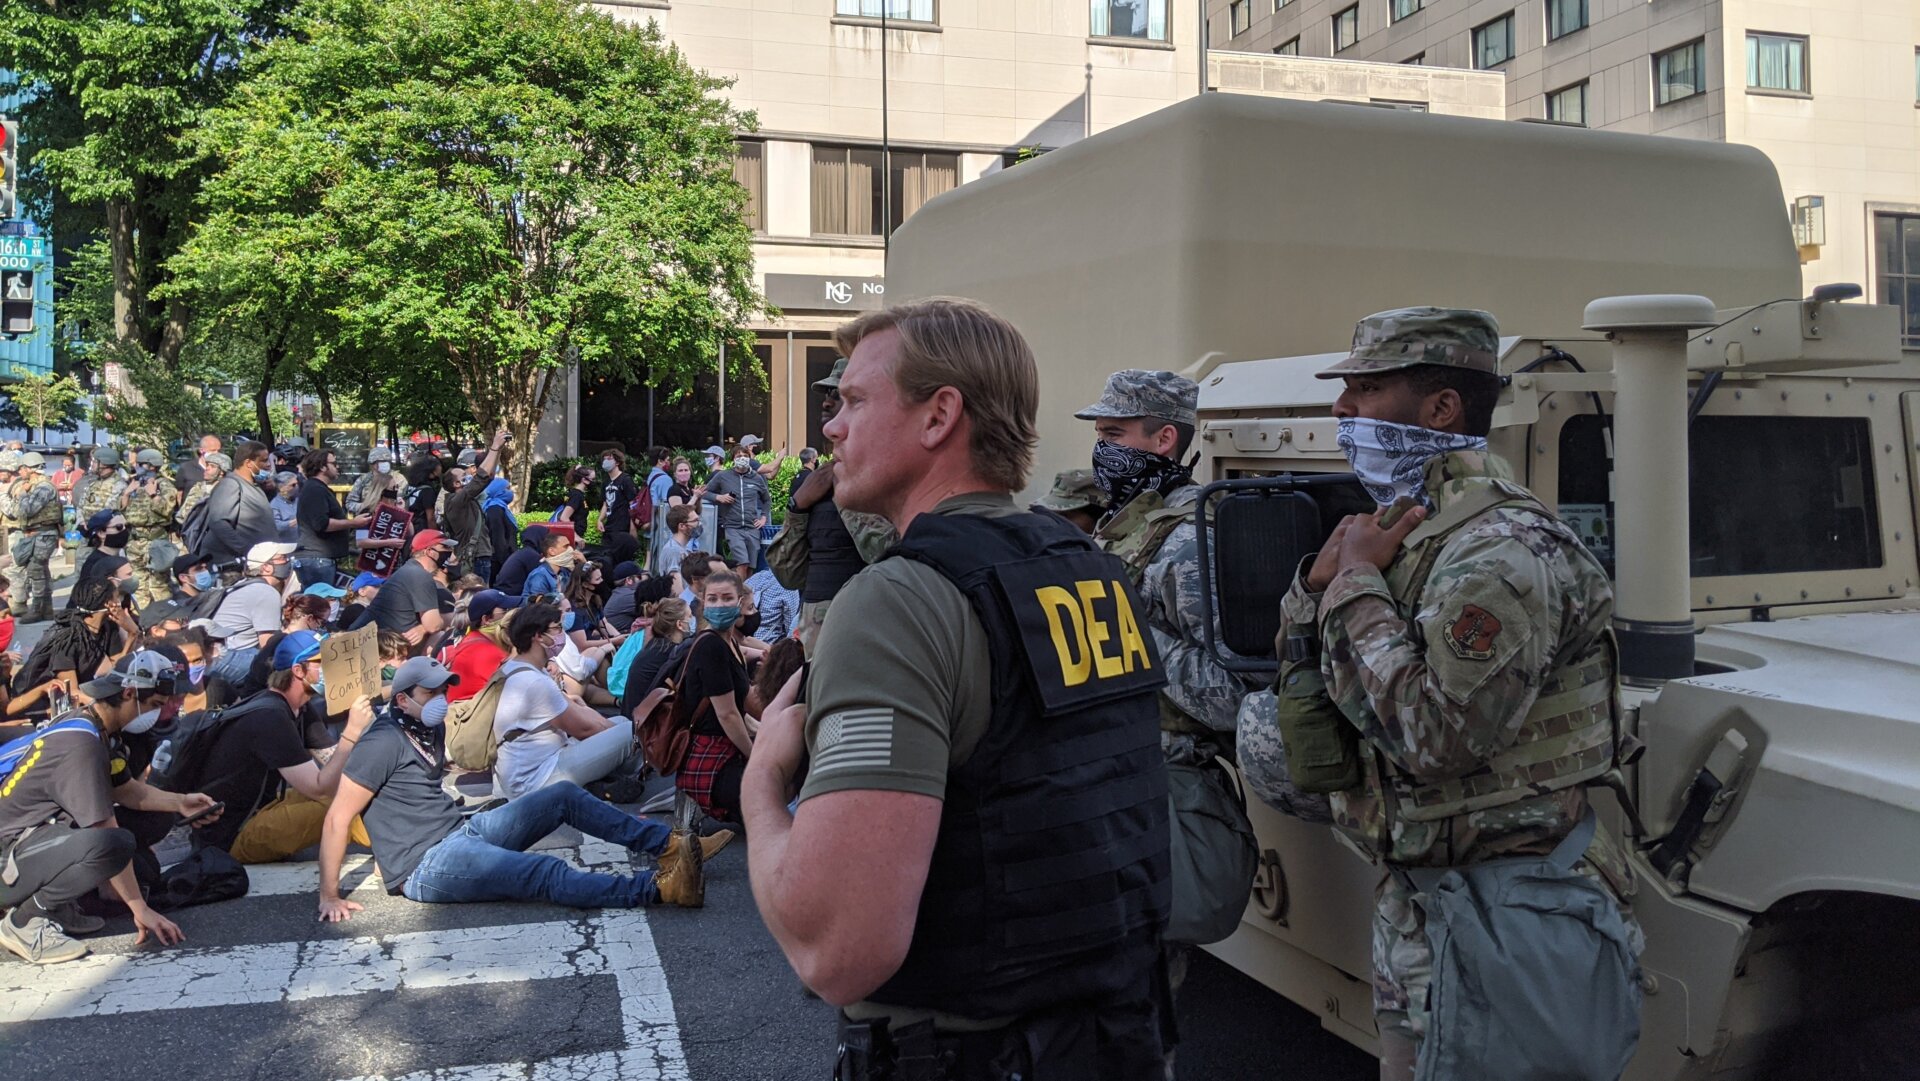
[1034,577,1152,687]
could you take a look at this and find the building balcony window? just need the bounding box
[810,145,957,239]
[1391,0,1422,23]
[835,0,936,24]
[1746,32,1809,95]
[1091,0,1169,42]
[1231,0,1251,35]
[1333,4,1359,51]
[1473,13,1514,68]
[1546,80,1587,125]
[1546,0,1585,40]
[1655,39,1706,105]
[1274,36,1301,55]
[734,141,765,234]
[1874,212,1920,347]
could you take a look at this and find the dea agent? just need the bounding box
[1269,307,1642,1081]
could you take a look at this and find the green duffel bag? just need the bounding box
[1165,759,1259,946]
[1273,653,1363,794]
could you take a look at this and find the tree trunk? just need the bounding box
[256,332,287,446]
[314,368,335,423]
[108,201,139,349]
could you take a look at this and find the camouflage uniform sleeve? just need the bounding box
[19,483,57,518]
[1141,519,1250,735]
[1278,555,1322,637]
[1318,523,1564,782]
[765,509,810,590]
[843,510,897,564]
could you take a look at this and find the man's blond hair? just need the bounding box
[833,298,1039,492]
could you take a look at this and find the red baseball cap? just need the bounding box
[410,529,456,553]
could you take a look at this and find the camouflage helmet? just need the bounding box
[0,451,19,473]
[1035,468,1106,515]
[135,448,166,468]
[368,446,394,464]
[1316,307,1501,379]
[203,451,233,473]
[16,451,44,470]
[1074,369,1199,428]
[92,446,122,468]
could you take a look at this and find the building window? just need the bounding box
[1372,99,1428,111]
[1546,81,1588,125]
[1546,0,1585,40]
[1092,0,1169,40]
[733,141,765,233]
[1391,0,1421,22]
[1655,39,1706,105]
[1231,0,1251,34]
[1473,13,1514,68]
[1405,52,1425,64]
[1275,0,1291,10]
[1274,36,1300,54]
[1875,212,1920,348]
[1333,5,1359,50]
[836,0,936,21]
[810,145,957,237]
[1747,33,1808,94]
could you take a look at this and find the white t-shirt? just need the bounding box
[492,661,570,798]
[211,578,284,643]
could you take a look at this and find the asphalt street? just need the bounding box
[1,560,1376,1080]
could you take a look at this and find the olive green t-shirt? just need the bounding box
[798,492,1020,806]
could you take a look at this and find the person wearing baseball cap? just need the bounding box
[735,434,787,480]
[0,649,215,964]
[363,529,457,648]
[442,588,520,703]
[183,627,377,865]
[203,540,297,697]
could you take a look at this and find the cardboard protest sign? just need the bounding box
[356,503,413,575]
[318,623,382,715]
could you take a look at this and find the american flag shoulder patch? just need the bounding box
[812,707,896,775]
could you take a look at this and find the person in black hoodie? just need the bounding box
[493,524,548,597]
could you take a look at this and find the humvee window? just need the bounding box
[1557,414,1882,578]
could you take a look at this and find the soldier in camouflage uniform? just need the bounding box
[4,453,65,622]
[346,446,395,516]
[122,448,184,609]
[72,447,128,527]
[1031,467,1106,534]
[0,451,18,571]
[178,451,230,528]
[1265,308,1641,1079]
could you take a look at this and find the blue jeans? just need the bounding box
[294,558,338,589]
[470,557,492,586]
[402,783,670,908]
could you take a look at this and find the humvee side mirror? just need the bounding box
[1193,474,1368,677]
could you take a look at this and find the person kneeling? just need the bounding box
[315,657,727,920]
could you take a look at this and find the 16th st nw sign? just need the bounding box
[0,235,49,273]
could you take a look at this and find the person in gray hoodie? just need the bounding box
[194,441,279,569]
[702,444,771,569]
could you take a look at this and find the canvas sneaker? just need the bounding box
[0,912,90,964]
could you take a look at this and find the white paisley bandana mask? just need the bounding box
[1336,417,1487,508]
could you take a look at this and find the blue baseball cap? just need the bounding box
[350,572,386,591]
[302,581,348,599]
[273,630,325,671]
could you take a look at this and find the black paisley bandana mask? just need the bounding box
[1091,439,1192,511]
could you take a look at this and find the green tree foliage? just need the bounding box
[1,373,86,441]
[86,344,217,449]
[189,0,765,491]
[0,0,295,368]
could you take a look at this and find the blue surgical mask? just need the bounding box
[421,695,449,728]
[192,569,215,591]
[563,610,579,631]
[705,605,740,631]
[187,662,206,685]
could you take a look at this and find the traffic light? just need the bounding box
[1,269,34,335]
[0,119,17,220]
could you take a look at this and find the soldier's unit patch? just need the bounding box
[1445,604,1502,661]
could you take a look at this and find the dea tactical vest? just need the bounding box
[800,496,862,604]
[874,510,1173,1020]
[1355,472,1617,830]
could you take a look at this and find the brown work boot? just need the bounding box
[658,828,734,881]
[654,829,705,908]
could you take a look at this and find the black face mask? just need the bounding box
[99,528,131,549]
[1091,439,1192,514]
[738,610,762,638]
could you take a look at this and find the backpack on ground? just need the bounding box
[633,632,713,776]
[0,718,97,785]
[444,660,529,771]
[150,845,249,911]
[149,692,278,794]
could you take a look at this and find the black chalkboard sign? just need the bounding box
[316,423,377,493]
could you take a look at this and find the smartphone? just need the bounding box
[181,800,225,827]
[797,660,812,705]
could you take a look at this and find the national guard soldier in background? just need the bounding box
[1272,308,1643,1081]
[346,445,394,516]
[122,448,183,609]
[1030,468,1105,535]
[73,446,128,529]
[0,450,18,571]
[4,453,63,622]
[178,451,230,527]
[743,299,1175,1080]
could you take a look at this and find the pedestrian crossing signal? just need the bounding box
[1,270,33,335]
[0,119,16,220]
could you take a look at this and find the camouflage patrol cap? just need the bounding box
[17,451,44,469]
[93,447,122,468]
[812,357,848,392]
[1316,307,1501,379]
[135,449,165,468]
[203,452,233,472]
[1035,468,1106,515]
[1075,369,1199,428]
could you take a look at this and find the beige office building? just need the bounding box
[1206,0,1920,347]
[559,1,1502,456]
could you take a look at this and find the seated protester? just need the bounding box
[522,530,578,599]
[674,572,758,825]
[493,524,547,597]
[170,553,224,620]
[550,596,620,708]
[207,541,297,696]
[170,626,214,714]
[744,637,806,720]
[0,651,215,964]
[0,573,12,655]
[566,560,622,644]
[10,577,138,718]
[601,562,644,635]
[491,604,636,800]
[444,590,519,703]
[619,597,694,718]
[339,572,383,632]
[137,598,191,640]
[316,658,718,922]
[654,505,697,580]
[98,642,200,882]
[186,630,376,864]
[481,478,520,585]
[240,594,334,699]
[744,565,800,644]
[72,510,132,598]
[365,530,456,650]
[450,573,487,604]
[679,550,725,611]
[303,580,349,630]
[377,631,411,700]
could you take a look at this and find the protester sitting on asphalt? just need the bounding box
[303,579,349,629]
[338,571,383,632]
[207,541,297,696]
[619,597,693,719]
[0,651,218,964]
[744,564,799,644]
[170,552,224,620]
[601,561,644,634]
[198,440,279,567]
[9,577,139,718]
[744,636,805,721]
[443,589,519,702]
[565,560,621,644]
[316,654,719,922]
[522,530,579,599]
[235,593,336,700]
[674,571,758,826]
[364,530,456,650]
[486,603,636,802]
[179,630,377,864]
[73,509,132,594]
[492,524,548,597]
[678,549,724,611]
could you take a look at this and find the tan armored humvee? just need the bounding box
[889,94,1920,1078]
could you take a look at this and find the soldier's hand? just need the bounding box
[1335,504,1427,577]
[1305,517,1356,592]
